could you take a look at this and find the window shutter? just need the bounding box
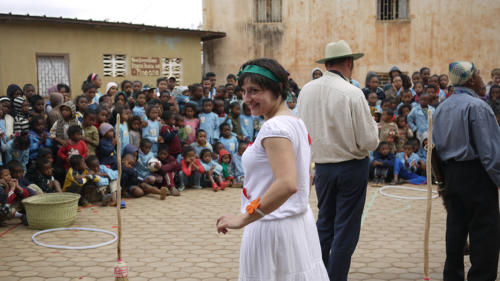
[398,0,408,19]
[271,0,282,22]
[256,0,267,22]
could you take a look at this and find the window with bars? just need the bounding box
[162,58,183,86]
[256,0,282,23]
[377,0,409,21]
[103,54,127,77]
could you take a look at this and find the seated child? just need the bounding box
[0,166,30,224]
[379,109,399,153]
[219,149,234,187]
[7,160,36,194]
[121,153,165,199]
[29,115,53,161]
[98,123,117,168]
[150,144,181,196]
[370,142,395,185]
[394,142,427,185]
[179,146,205,190]
[26,158,62,193]
[191,129,212,156]
[199,149,224,191]
[86,156,118,206]
[135,139,168,200]
[231,142,247,187]
[219,123,238,155]
[50,101,81,147]
[4,132,30,171]
[58,125,87,170]
[62,155,99,206]
[81,109,99,156]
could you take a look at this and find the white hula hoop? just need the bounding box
[32,227,117,250]
[379,185,438,200]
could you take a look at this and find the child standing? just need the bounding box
[228,102,244,141]
[240,103,255,141]
[394,142,427,185]
[62,155,99,206]
[231,142,247,187]
[379,109,399,153]
[115,106,131,155]
[370,142,395,186]
[132,92,147,120]
[395,89,417,115]
[219,123,238,155]
[50,102,81,147]
[407,93,435,138]
[86,156,118,207]
[57,125,87,170]
[219,149,234,187]
[183,103,199,145]
[30,95,48,122]
[199,149,224,191]
[81,109,99,156]
[175,114,187,143]
[395,116,413,152]
[142,106,162,154]
[179,146,204,190]
[13,96,30,134]
[191,129,212,156]
[75,95,89,123]
[94,106,109,131]
[214,99,232,140]
[160,111,181,158]
[128,115,142,148]
[198,99,218,144]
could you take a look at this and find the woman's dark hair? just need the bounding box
[30,115,45,130]
[199,148,212,159]
[67,125,82,138]
[30,94,44,108]
[74,95,88,112]
[121,80,132,91]
[57,83,70,93]
[237,58,289,101]
[81,81,97,92]
[181,145,195,157]
[13,131,30,150]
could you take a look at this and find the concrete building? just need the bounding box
[203,0,500,88]
[0,13,225,97]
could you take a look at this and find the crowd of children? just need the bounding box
[1,66,498,225]
[365,67,500,185]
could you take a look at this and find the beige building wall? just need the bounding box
[203,0,500,88]
[0,21,203,97]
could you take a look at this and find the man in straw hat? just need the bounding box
[433,62,499,281]
[297,40,379,280]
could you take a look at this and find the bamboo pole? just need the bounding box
[423,110,433,280]
[114,115,129,280]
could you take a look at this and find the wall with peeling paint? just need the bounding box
[203,0,500,88]
[0,22,202,96]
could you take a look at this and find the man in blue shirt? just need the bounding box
[433,61,499,281]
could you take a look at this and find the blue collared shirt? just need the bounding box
[433,86,500,186]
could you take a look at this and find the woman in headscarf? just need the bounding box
[312,68,323,80]
[362,71,386,100]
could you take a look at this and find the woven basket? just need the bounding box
[22,192,81,229]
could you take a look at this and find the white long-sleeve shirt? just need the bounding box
[297,71,379,163]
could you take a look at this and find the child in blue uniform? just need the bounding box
[142,106,162,154]
[198,99,218,145]
[218,123,238,155]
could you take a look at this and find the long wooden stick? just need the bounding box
[115,115,122,260]
[424,110,433,280]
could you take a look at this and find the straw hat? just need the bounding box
[316,40,364,63]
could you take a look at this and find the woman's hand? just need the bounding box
[216,213,246,234]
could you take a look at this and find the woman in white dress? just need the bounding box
[216,58,329,281]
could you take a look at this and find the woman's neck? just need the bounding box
[264,101,292,120]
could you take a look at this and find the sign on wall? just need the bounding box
[130,57,161,76]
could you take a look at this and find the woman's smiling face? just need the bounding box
[241,78,279,118]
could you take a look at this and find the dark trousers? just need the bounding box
[443,160,499,281]
[315,157,369,281]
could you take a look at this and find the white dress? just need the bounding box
[239,115,329,281]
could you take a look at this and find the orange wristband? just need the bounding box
[245,197,265,216]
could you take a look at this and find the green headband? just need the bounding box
[237,65,279,82]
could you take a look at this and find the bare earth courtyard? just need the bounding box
[0,185,498,281]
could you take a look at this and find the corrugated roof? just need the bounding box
[0,13,225,41]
